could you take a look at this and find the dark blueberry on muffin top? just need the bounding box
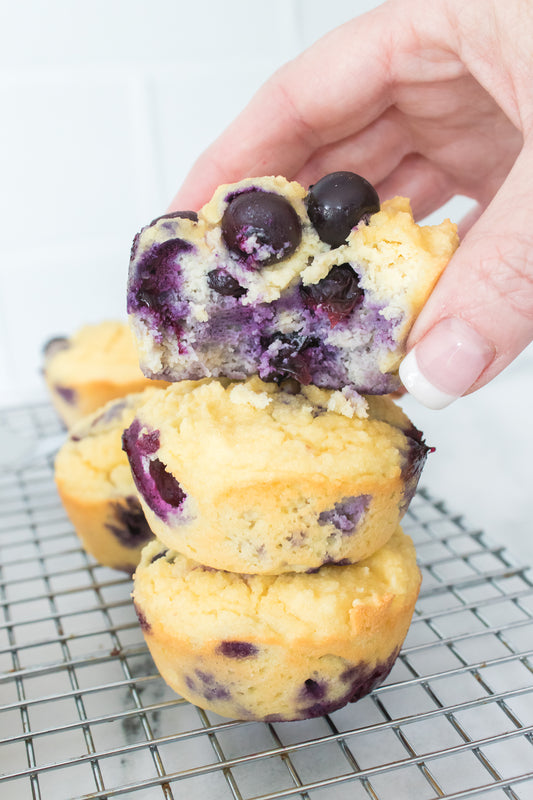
[306,171,379,247]
[222,189,302,266]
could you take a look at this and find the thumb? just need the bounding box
[400,143,533,409]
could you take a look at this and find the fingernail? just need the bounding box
[399,318,494,409]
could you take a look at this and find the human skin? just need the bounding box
[168,0,533,407]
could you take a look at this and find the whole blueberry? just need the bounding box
[306,171,379,247]
[222,189,302,266]
[207,269,247,298]
[300,263,364,323]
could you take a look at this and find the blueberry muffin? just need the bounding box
[122,377,430,574]
[127,172,458,394]
[133,526,420,721]
[54,389,166,573]
[43,320,169,428]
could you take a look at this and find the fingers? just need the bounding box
[374,153,456,219]
[400,143,533,408]
[291,108,412,189]
[169,3,401,211]
[172,102,415,213]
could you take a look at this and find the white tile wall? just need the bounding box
[0,1,307,407]
[0,1,531,561]
[151,58,288,202]
[0,1,299,67]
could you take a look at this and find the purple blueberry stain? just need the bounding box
[300,263,365,325]
[133,601,151,634]
[196,669,214,684]
[54,385,77,405]
[123,418,159,461]
[122,420,190,523]
[318,495,371,535]
[287,530,308,547]
[294,677,339,719]
[398,425,432,515]
[207,268,247,298]
[302,678,327,700]
[148,458,186,508]
[128,235,193,333]
[90,398,129,429]
[216,641,259,659]
[194,669,231,701]
[286,650,400,721]
[105,496,154,548]
[342,648,400,703]
[203,685,231,702]
[259,331,320,385]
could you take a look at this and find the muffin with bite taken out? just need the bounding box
[127,172,458,394]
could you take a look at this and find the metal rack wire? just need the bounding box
[0,401,532,800]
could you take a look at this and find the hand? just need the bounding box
[170,0,533,408]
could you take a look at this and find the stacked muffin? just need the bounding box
[54,388,161,573]
[124,172,458,721]
[48,321,172,571]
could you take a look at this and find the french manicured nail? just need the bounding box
[399,318,494,409]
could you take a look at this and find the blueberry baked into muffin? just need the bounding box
[54,389,166,572]
[133,527,420,721]
[43,320,169,428]
[122,377,430,574]
[127,172,458,394]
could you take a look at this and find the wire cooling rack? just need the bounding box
[0,402,532,800]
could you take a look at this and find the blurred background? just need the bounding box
[0,0,531,561]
